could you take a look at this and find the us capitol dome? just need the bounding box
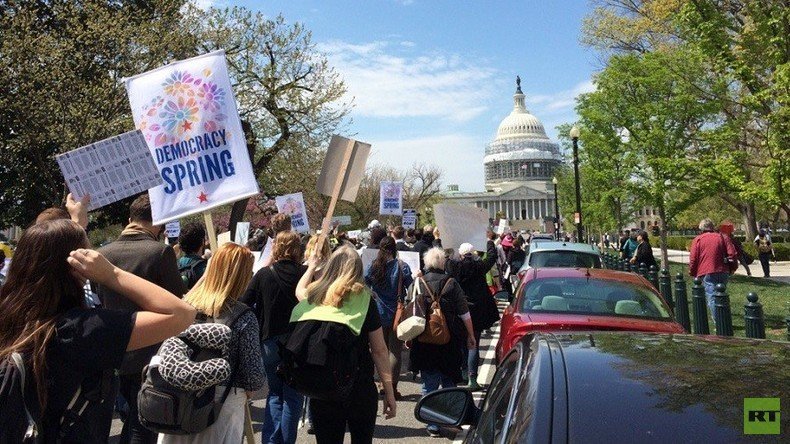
[443,76,563,230]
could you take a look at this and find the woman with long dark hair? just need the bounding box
[363,236,413,398]
[0,219,195,442]
[631,230,657,269]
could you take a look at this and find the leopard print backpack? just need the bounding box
[137,303,251,435]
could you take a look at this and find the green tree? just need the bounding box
[0,0,197,227]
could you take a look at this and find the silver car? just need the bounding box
[521,241,602,272]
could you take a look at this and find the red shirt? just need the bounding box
[689,231,738,278]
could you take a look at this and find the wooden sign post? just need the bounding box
[203,211,218,252]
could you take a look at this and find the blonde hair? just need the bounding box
[272,231,303,263]
[305,245,365,308]
[304,235,331,264]
[186,243,253,317]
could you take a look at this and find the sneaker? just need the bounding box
[427,425,441,437]
[306,421,315,435]
[467,379,482,392]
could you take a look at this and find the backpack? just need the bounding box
[276,320,363,403]
[137,304,251,435]
[416,277,452,345]
[1,351,109,443]
[179,257,206,290]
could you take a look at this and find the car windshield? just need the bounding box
[520,278,672,320]
[528,251,601,268]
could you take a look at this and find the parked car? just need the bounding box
[416,332,789,443]
[522,241,601,270]
[497,268,684,361]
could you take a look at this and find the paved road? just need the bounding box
[111,303,505,443]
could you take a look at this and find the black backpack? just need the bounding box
[179,258,206,290]
[0,352,107,443]
[276,320,363,403]
[137,304,251,435]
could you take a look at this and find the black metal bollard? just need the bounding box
[712,283,733,337]
[673,273,691,332]
[648,265,659,290]
[630,262,638,273]
[743,293,765,339]
[691,278,710,335]
[639,262,648,279]
[619,259,627,271]
[659,269,674,309]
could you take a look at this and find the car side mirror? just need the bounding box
[494,290,510,302]
[414,387,477,427]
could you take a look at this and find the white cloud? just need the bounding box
[369,134,486,191]
[400,41,416,48]
[190,0,222,10]
[527,80,595,112]
[319,40,498,122]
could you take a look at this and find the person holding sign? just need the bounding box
[363,237,413,399]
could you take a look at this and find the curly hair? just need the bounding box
[178,222,206,255]
[272,231,303,263]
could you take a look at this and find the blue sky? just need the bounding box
[207,0,598,191]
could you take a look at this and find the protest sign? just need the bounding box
[125,50,259,225]
[379,181,403,216]
[433,204,489,252]
[251,236,273,273]
[56,130,162,211]
[165,221,181,238]
[275,193,310,234]
[316,135,371,235]
[234,222,250,246]
[331,215,352,226]
[402,209,417,229]
[347,229,362,239]
[217,231,232,246]
[359,249,420,275]
[496,219,508,235]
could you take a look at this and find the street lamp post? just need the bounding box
[552,176,560,240]
[569,125,583,242]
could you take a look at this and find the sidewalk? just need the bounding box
[652,247,790,285]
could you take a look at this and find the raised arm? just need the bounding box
[68,249,196,351]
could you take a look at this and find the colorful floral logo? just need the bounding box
[137,69,228,147]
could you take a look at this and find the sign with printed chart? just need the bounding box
[56,130,162,211]
[379,181,403,216]
[275,193,310,234]
[433,204,490,252]
[125,50,259,225]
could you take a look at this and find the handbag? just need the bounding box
[417,277,452,345]
[396,278,426,341]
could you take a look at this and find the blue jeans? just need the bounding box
[261,336,304,444]
[702,272,729,314]
[466,329,483,380]
[421,370,456,395]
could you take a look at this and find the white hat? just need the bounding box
[459,243,475,256]
[368,219,381,229]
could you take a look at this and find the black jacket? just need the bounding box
[633,242,657,268]
[412,235,435,271]
[240,259,307,341]
[446,240,499,331]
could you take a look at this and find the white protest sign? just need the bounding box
[317,135,371,202]
[125,50,259,225]
[217,231,232,246]
[379,181,403,216]
[359,248,421,275]
[402,209,417,229]
[275,193,310,234]
[252,236,273,273]
[332,215,352,226]
[234,222,250,246]
[434,204,490,252]
[56,130,162,211]
[496,219,508,235]
[347,230,362,239]
[360,248,377,273]
[165,221,181,238]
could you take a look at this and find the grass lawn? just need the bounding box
[663,262,789,341]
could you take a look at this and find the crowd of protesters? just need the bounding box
[0,192,536,443]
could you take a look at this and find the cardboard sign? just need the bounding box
[275,193,310,234]
[434,204,490,252]
[359,248,421,275]
[217,231,232,246]
[316,135,371,202]
[56,130,162,211]
[347,229,362,239]
[332,215,352,226]
[234,222,250,246]
[165,221,181,238]
[379,181,403,216]
[125,50,259,225]
[402,209,417,229]
[496,219,508,235]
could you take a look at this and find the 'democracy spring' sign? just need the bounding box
[379,181,403,216]
[275,193,310,234]
[125,51,259,225]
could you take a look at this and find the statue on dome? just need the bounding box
[516,75,521,89]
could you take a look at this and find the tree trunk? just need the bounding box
[658,202,669,270]
[227,121,257,240]
[742,202,758,240]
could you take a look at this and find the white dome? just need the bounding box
[494,91,550,141]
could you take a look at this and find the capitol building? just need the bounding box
[443,78,564,231]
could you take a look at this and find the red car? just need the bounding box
[497,268,685,362]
